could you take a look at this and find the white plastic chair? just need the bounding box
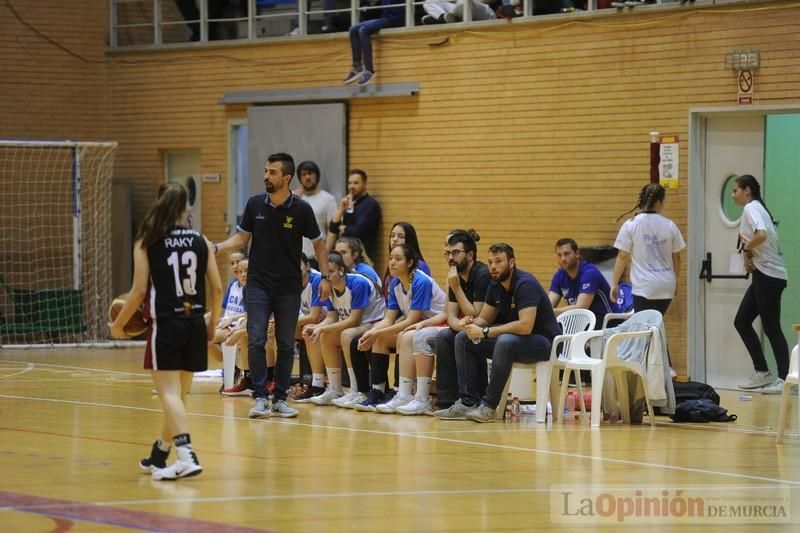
[776,345,799,444]
[602,311,634,329]
[495,309,596,422]
[558,324,655,427]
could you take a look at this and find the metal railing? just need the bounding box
[109,0,682,48]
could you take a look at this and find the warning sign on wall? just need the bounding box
[738,70,754,105]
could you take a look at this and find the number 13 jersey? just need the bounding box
[145,227,208,320]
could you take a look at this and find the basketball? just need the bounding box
[108,293,149,337]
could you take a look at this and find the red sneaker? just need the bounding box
[221,376,253,397]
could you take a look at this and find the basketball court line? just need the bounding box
[1,361,793,437]
[0,359,148,377]
[1,393,798,488]
[0,363,33,380]
[3,484,793,512]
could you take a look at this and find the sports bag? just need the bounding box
[672,381,721,405]
[670,399,737,423]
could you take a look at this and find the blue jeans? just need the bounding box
[455,330,552,409]
[245,286,301,401]
[349,17,396,72]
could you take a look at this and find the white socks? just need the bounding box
[312,373,324,388]
[399,377,414,398]
[347,368,358,391]
[327,368,342,393]
[416,376,431,401]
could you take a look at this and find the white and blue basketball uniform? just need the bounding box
[353,262,382,289]
[300,269,323,317]
[221,279,245,318]
[324,273,386,323]
[387,270,446,319]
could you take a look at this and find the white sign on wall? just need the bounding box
[659,135,679,189]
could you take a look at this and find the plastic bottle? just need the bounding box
[510,397,521,422]
[565,391,576,412]
[503,393,513,422]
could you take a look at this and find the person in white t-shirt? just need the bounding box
[294,161,337,264]
[731,174,789,393]
[611,183,685,373]
[611,183,686,318]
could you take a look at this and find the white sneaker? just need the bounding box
[331,389,359,407]
[337,391,367,409]
[375,393,413,414]
[309,387,343,406]
[758,378,785,394]
[738,371,774,390]
[396,397,432,416]
[151,446,202,480]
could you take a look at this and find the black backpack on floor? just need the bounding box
[670,399,737,423]
[673,380,721,405]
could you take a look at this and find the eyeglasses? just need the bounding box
[443,249,465,258]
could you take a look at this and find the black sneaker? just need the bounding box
[139,440,169,473]
[353,388,386,412]
[292,385,325,403]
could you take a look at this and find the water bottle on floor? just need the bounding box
[510,396,521,422]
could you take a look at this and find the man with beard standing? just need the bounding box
[294,161,337,267]
[454,243,560,423]
[213,153,329,419]
[327,169,381,261]
[431,229,490,417]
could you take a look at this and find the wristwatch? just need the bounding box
[482,326,490,339]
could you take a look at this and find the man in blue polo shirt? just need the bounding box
[214,152,329,419]
[548,238,612,328]
[455,243,560,423]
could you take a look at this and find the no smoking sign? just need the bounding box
[738,69,754,105]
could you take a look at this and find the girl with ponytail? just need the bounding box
[610,183,686,326]
[111,182,223,480]
[731,174,789,392]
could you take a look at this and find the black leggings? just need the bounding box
[734,269,789,379]
[632,295,671,316]
[633,295,672,367]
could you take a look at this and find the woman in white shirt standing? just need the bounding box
[731,174,789,392]
[611,183,686,319]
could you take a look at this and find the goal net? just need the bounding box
[0,140,118,346]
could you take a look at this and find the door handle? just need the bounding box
[699,252,750,283]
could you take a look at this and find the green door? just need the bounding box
[763,114,800,368]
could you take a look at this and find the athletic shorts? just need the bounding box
[413,325,448,356]
[144,315,208,372]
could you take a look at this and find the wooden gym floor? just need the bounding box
[0,347,798,532]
